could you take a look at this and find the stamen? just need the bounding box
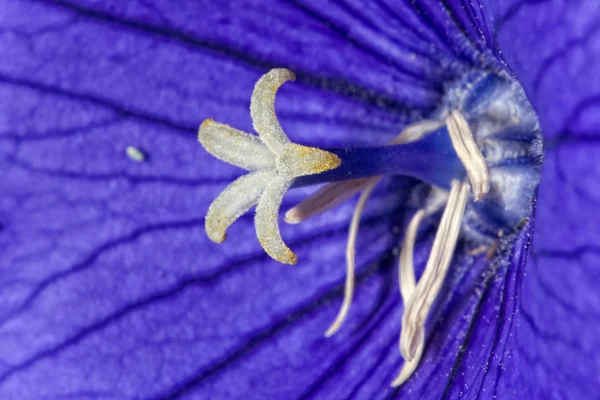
[199,119,275,171]
[446,110,490,200]
[391,330,425,387]
[400,181,469,362]
[205,170,275,243]
[284,178,375,224]
[391,181,468,387]
[389,120,445,145]
[399,210,425,302]
[324,179,379,337]
[390,209,425,387]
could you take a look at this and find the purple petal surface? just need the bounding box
[477,1,600,398]
[0,1,598,399]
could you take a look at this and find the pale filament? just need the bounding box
[322,119,443,337]
[284,178,375,224]
[401,181,469,361]
[324,179,379,337]
[392,180,470,386]
[399,210,425,303]
[391,209,425,387]
[446,110,489,200]
[391,330,425,387]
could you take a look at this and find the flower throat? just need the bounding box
[198,68,542,387]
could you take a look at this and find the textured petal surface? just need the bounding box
[0,1,455,398]
[1,0,598,399]
[476,1,600,398]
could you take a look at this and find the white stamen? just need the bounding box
[391,330,424,387]
[199,119,275,171]
[446,110,490,200]
[255,175,297,265]
[205,170,275,243]
[423,186,451,216]
[390,209,425,387]
[324,180,378,337]
[389,119,444,145]
[284,178,376,224]
[399,210,425,303]
[400,180,469,361]
[250,69,295,154]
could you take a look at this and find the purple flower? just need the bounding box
[0,1,598,399]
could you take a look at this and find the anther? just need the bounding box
[446,110,489,200]
[391,209,425,387]
[284,178,374,224]
[391,180,469,386]
[399,180,469,362]
[399,209,425,302]
[391,330,425,387]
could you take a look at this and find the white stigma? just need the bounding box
[399,210,425,302]
[199,69,341,264]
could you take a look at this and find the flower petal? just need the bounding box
[0,1,440,397]
[2,0,598,398]
[475,0,600,397]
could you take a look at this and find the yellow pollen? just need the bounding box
[126,146,146,162]
[277,143,341,179]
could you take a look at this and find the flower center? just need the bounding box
[198,68,541,387]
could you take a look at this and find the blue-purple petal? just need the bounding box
[1,0,599,399]
[479,1,600,397]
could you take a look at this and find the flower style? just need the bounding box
[1,1,600,400]
[199,65,541,387]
